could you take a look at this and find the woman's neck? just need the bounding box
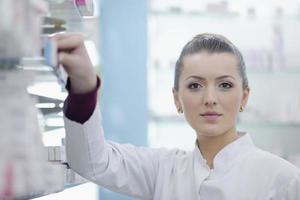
[197,127,239,169]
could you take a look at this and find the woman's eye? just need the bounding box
[188,83,202,89]
[219,82,233,89]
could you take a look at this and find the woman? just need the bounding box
[56,33,300,199]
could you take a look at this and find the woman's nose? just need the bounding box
[203,87,217,107]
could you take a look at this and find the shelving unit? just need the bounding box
[0,0,97,199]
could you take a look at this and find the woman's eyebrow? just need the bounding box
[185,75,235,81]
[185,76,205,81]
[216,75,236,80]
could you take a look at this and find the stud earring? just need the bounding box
[239,105,244,112]
[177,107,183,114]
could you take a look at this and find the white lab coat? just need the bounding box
[64,105,300,200]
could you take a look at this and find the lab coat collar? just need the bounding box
[194,132,256,175]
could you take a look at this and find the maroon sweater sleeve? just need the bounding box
[63,76,101,124]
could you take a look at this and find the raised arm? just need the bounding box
[56,33,161,199]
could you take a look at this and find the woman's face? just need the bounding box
[173,51,249,137]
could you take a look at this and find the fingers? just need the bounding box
[53,33,84,50]
[51,32,67,41]
[58,51,74,72]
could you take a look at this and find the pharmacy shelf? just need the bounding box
[0,69,87,199]
[15,129,88,199]
[0,0,98,198]
[15,166,88,200]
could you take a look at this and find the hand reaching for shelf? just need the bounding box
[53,33,97,94]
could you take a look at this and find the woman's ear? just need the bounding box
[241,87,250,108]
[172,88,182,113]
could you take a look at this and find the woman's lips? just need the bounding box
[200,112,222,121]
